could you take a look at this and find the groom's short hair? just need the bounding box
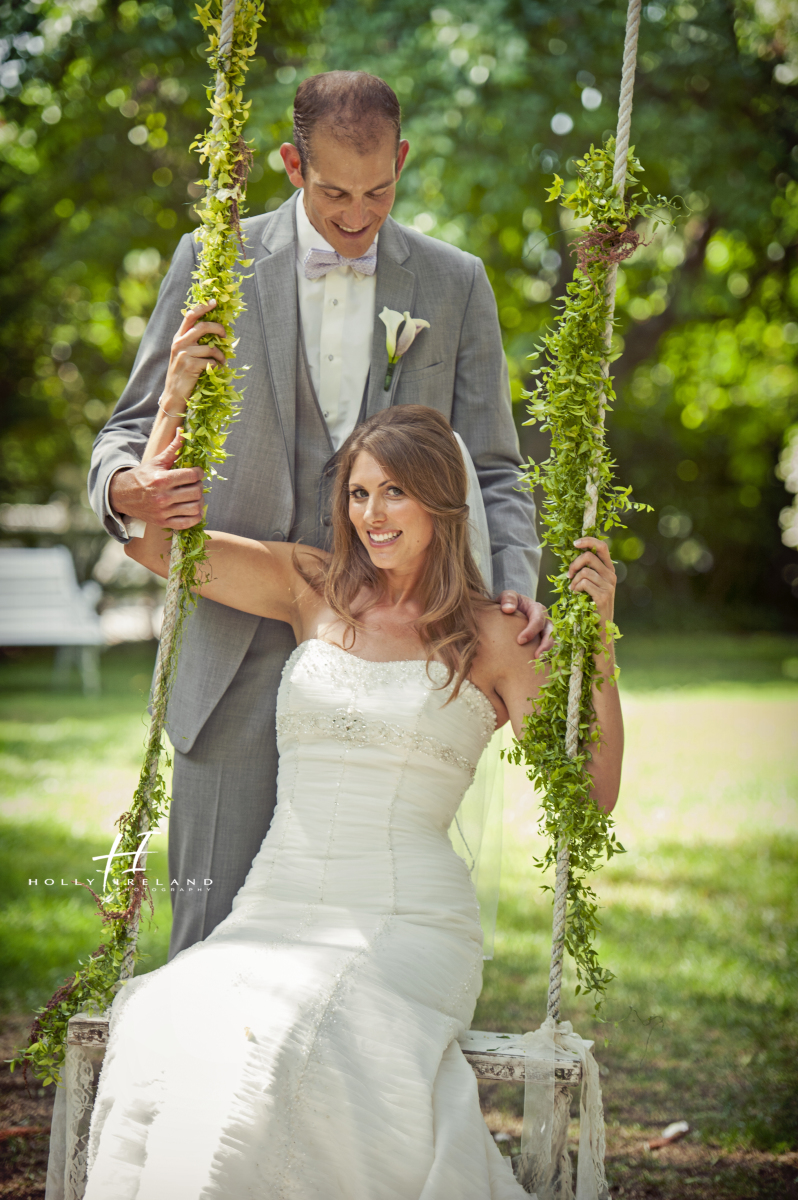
[293,71,401,174]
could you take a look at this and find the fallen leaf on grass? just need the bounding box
[648,1119,690,1150]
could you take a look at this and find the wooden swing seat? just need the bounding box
[65,1012,584,1083]
[48,1016,582,1199]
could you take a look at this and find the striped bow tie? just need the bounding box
[303,245,377,280]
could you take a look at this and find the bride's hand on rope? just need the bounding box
[159,299,227,416]
[566,537,622,812]
[568,537,617,628]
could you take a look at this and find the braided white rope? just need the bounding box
[546,0,642,1025]
[119,536,183,981]
[613,0,642,195]
[212,0,236,141]
[118,0,238,983]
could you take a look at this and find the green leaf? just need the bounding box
[545,174,565,202]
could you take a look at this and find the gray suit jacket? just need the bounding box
[88,197,540,750]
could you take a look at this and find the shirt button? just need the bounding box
[332,299,339,306]
[323,410,329,418]
[328,354,334,361]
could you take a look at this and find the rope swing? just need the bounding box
[513,1,673,1195]
[14,0,263,1086]
[119,0,260,984]
[548,0,643,1030]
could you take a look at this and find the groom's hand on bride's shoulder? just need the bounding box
[497,591,554,657]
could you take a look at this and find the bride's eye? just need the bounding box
[386,486,404,498]
[348,488,367,500]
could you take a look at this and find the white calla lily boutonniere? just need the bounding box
[379,307,431,390]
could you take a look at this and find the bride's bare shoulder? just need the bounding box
[472,601,543,683]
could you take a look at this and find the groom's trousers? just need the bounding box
[166,329,336,960]
[167,618,296,959]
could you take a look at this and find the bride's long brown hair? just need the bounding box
[299,405,492,698]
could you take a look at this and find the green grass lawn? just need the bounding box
[0,644,172,1012]
[1,636,797,1198]
[472,631,798,1196]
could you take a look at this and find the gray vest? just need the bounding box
[288,331,336,551]
[288,317,369,552]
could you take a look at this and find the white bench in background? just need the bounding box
[0,547,105,694]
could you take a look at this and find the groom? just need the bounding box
[89,71,545,959]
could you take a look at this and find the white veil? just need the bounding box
[449,433,505,960]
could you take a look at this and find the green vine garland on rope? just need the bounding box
[11,0,264,1087]
[509,139,675,1009]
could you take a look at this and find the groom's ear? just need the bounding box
[394,140,410,181]
[280,142,305,189]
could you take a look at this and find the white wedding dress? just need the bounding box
[84,638,526,1199]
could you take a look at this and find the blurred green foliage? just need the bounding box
[0,0,320,500]
[1,0,797,627]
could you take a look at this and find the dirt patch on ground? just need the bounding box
[479,1081,798,1199]
[0,1016,52,1199]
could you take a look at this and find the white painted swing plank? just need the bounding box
[66,1014,584,1084]
[457,1029,583,1084]
[66,1014,108,1047]
[52,1016,583,1200]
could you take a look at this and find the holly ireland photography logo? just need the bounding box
[26,828,213,893]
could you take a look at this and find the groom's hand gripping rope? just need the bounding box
[108,300,225,531]
[109,452,205,532]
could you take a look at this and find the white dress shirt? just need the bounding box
[106,474,145,540]
[294,191,376,450]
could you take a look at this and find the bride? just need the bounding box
[84,403,622,1199]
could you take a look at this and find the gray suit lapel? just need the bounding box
[253,199,299,477]
[367,217,415,418]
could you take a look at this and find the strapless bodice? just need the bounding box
[278,639,496,801]
[227,638,496,924]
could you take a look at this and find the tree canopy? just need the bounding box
[1,0,796,629]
